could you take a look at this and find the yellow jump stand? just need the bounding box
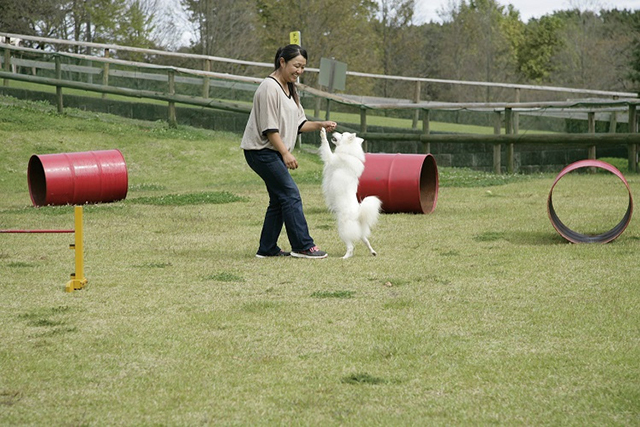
[1,205,88,292]
[65,206,88,292]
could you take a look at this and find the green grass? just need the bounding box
[1,96,639,425]
[128,191,246,206]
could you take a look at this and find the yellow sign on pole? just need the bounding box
[289,31,301,46]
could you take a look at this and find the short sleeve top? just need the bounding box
[240,77,307,152]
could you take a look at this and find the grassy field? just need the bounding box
[1,97,639,425]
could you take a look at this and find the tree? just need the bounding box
[182,0,260,63]
[254,0,380,92]
[88,0,127,45]
[29,0,71,43]
[0,0,38,36]
[630,17,640,92]
[114,0,159,60]
[374,0,418,99]
[600,8,640,93]
[17,0,126,50]
[4,0,160,54]
[435,0,522,102]
[548,8,638,93]
[411,21,446,101]
[516,16,564,82]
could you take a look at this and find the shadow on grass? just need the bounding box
[311,290,356,299]
[206,272,244,282]
[17,305,79,339]
[241,301,280,313]
[128,191,246,206]
[341,373,388,385]
[474,230,567,245]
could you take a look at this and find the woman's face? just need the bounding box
[280,55,307,82]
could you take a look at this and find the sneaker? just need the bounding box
[255,250,291,258]
[291,246,328,259]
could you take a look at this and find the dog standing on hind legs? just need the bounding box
[319,127,382,259]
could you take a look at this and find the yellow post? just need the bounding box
[66,206,88,292]
[289,31,301,45]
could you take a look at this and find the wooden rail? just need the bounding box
[0,70,251,114]
[353,129,640,174]
[1,34,639,173]
[3,31,637,99]
[359,133,640,145]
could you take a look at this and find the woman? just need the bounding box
[241,44,337,259]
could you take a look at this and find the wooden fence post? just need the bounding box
[505,108,514,173]
[514,88,520,134]
[360,107,367,134]
[102,48,109,99]
[360,107,368,152]
[609,111,617,133]
[412,80,421,130]
[493,111,502,174]
[202,59,211,98]
[325,99,332,120]
[168,69,177,128]
[588,111,596,173]
[422,109,430,155]
[86,44,93,85]
[314,84,322,118]
[629,105,638,173]
[3,37,11,87]
[55,55,63,113]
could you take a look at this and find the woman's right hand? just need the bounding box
[283,152,298,170]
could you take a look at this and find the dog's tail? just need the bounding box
[359,196,382,228]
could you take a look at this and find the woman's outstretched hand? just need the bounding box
[322,121,337,132]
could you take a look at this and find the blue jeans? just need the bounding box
[244,149,315,255]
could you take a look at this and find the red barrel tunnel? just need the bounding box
[28,149,128,207]
[547,159,633,243]
[357,153,439,214]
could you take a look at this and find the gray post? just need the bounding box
[202,59,211,98]
[3,37,11,87]
[55,55,63,113]
[102,48,109,99]
[629,105,638,173]
[168,69,177,128]
[412,80,421,129]
[493,111,502,174]
[505,108,514,174]
[422,109,431,155]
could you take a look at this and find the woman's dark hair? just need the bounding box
[274,44,307,106]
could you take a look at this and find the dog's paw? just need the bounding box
[319,127,330,147]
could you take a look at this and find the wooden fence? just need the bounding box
[1,32,639,173]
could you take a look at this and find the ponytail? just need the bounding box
[274,47,285,70]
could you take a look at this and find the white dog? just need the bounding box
[319,128,381,259]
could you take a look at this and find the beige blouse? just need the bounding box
[241,77,307,152]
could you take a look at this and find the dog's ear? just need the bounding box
[341,132,355,144]
[347,133,363,146]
